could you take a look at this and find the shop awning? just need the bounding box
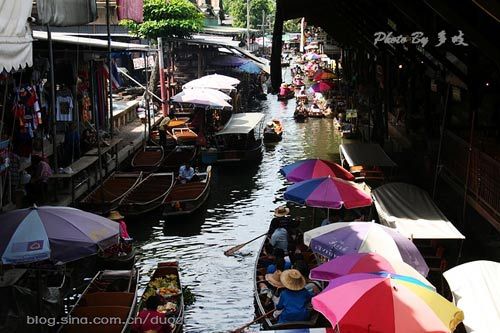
[443,260,500,333]
[339,143,397,167]
[372,183,465,239]
[32,30,151,51]
[0,0,33,72]
[216,113,265,135]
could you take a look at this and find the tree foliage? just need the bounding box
[121,0,205,39]
[284,19,301,33]
[225,0,275,29]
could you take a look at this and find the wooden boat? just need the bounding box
[263,120,284,143]
[200,113,264,165]
[277,90,295,101]
[171,127,198,145]
[131,145,164,172]
[254,236,320,330]
[118,173,174,216]
[163,166,212,219]
[136,262,184,333]
[59,269,138,333]
[79,172,143,215]
[97,246,137,270]
[308,106,326,118]
[163,145,198,171]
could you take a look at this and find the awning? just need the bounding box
[372,183,465,239]
[32,30,151,51]
[216,113,265,135]
[0,0,33,72]
[339,143,397,167]
[443,260,500,333]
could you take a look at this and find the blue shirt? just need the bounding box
[266,258,292,274]
[179,165,194,180]
[276,289,312,323]
[270,227,288,253]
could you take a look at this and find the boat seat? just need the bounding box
[81,292,134,307]
[62,306,130,333]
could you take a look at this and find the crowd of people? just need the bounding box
[257,205,322,324]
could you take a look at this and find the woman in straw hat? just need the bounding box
[108,210,131,241]
[275,269,312,323]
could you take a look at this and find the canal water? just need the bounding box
[129,81,343,333]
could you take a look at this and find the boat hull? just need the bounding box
[201,143,263,165]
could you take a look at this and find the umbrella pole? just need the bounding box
[312,207,315,225]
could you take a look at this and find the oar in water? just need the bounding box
[224,233,267,256]
[230,309,275,333]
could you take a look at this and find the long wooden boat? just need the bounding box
[201,141,263,165]
[59,269,138,333]
[171,127,198,145]
[162,145,198,171]
[136,262,184,333]
[254,236,320,330]
[79,172,143,215]
[97,246,137,270]
[131,145,165,172]
[308,107,326,118]
[163,166,212,219]
[118,172,174,216]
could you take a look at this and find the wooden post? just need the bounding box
[157,37,168,116]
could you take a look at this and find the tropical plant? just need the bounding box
[224,0,275,29]
[284,19,301,33]
[120,0,205,39]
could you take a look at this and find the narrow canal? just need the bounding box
[129,79,343,333]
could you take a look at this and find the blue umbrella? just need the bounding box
[0,206,119,265]
[237,61,262,74]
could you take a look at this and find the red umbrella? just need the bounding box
[309,81,335,93]
[280,159,354,182]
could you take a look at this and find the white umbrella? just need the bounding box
[182,88,231,101]
[183,74,240,91]
[171,90,232,108]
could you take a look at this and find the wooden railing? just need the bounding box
[441,131,500,218]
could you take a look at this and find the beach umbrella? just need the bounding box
[284,176,372,210]
[183,74,240,91]
[182,88,232,101]
[171,90,232,108]
[312,272,463,332]
[309,81,335,93]
[210,55,249,67]
[280,159,354,182]
[237,61,262,74]
[0,206,119,265]
[304,222,429,276]
[310,252,434,289]
[313,71,336,81]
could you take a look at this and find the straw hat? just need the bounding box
[265,270,284,288]
[108,211,124,220]
[280,269,306,291]
[274,206,290,217]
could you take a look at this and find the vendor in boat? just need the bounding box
[178,162,196,184]
[279,83,292,96]
[108,210,132,241]
[158,116,171,147]
[131,295,172,333]
[274,269,312,323]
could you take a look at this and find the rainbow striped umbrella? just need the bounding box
[313,272,464,333]
[283,176,372,209]
[280,159,354,182]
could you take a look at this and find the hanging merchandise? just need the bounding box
[56,93,73,122]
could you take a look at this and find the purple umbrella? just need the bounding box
[304,222,429,276]
[0,206,119,265]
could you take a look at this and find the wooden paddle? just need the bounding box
[224,233,267,256]
[230,309,275,333]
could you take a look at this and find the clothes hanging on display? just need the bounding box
[56,94,73,122]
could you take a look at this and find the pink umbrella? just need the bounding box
[280,159,354,182]
[309,81,335,93]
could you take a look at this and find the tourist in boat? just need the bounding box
[266,248,292,274]
[270,224,289,254]
[269,206,292,235]
[131,295,172,333]
[158,116,171,147]
[259,260,285,309]
[275,269,312,323]
[178,162,195,184]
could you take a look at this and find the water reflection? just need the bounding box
[133,84,343,332]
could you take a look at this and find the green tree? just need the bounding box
[225,0,275,29]
[284,19,301,33]
[121,0,205,39]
